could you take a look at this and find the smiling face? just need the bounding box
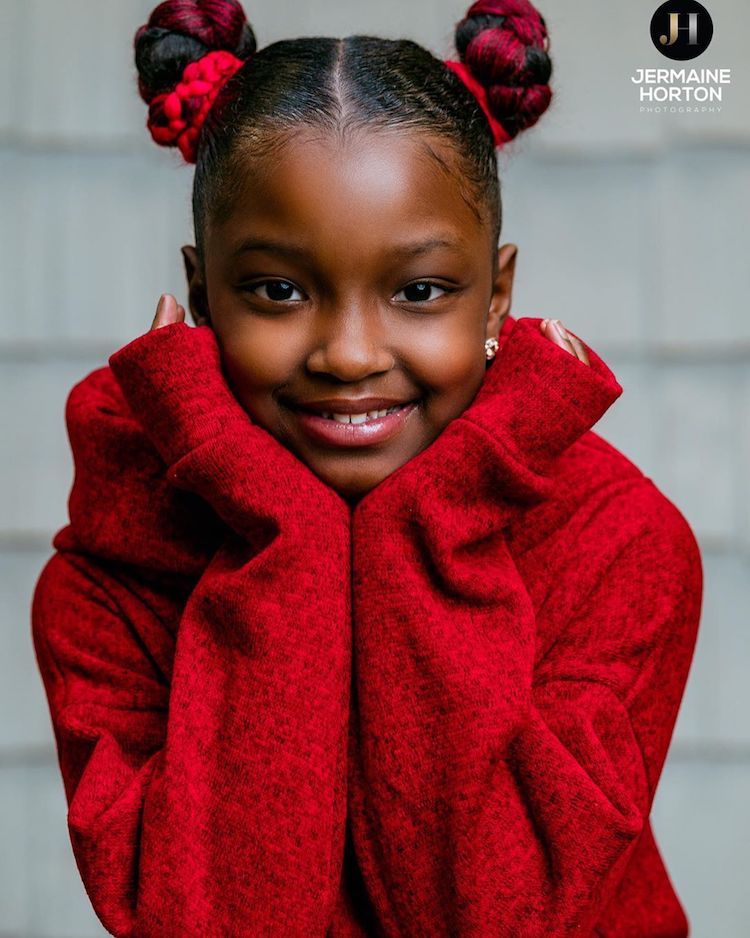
[183,128,517,502]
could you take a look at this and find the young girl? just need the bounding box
[31,1,704,935]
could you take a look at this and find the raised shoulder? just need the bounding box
[510,426,703,638]
[567,429,702,569]
[65,364,133,424]
[54,366,222,575]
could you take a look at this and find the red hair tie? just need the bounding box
[444,59,512,148]
[147,50,246,163]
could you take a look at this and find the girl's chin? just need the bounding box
[312,467,388,501]
[299,452,409,501]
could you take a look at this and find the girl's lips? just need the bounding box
[290,400,420,448]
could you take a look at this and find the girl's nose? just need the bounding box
[305,307,395,382]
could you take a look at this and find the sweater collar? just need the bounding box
[354,314,623,513]
[108,314,622,521]
[472,314,623,459]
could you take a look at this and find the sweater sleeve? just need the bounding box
[31,325,353,937]
[351,469,703,938]
[107,321,343,544]
[347,322,704,936]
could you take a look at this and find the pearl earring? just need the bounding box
[484,337,499,360]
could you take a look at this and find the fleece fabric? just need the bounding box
[31,313,704,938]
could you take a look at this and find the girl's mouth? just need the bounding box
[287,400,421,448]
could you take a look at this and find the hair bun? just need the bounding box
[134,0,256,162]
[455,0,552,140]
[134,0,256,105]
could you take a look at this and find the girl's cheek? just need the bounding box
[410,336,485,398]
[217,324,304,388]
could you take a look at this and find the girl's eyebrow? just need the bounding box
[231,235,467,260]
[387,236,467,258]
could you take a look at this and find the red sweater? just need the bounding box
[31,314,703,937]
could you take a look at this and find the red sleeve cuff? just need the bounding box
[464,315,623,475]
[108,322,251,470]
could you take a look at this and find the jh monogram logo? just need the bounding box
[661,12,699,46]
[650,1,714,60]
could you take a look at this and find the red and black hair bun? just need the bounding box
[134,0,256,161]
[454,0,552,142]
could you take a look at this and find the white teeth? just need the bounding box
[319,405,407,424]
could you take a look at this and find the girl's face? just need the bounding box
[183,130,517,502]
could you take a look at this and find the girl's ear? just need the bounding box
[486,242,518,342]
[180,245,211,327]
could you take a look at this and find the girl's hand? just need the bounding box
[540,318,590,367]
[151,293,186,331]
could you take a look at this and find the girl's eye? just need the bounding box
[394,281,452,304]
[241,279,453,305]
[242,279,304,303]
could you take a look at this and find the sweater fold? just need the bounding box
[359,313,624,507]
[31,314,702,937]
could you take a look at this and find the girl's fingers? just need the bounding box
[565,331,590,366]
[541,318,575,354]
[151,294,185,331]
[540,318,590,367]
[151,294,171,331]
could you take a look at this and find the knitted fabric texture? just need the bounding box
[31,314,703,937]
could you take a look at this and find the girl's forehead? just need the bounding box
[212,130,487,247]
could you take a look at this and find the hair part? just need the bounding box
[134,0,553,276]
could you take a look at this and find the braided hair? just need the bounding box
[134,0,553,274]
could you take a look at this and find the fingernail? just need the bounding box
[553,319,569,339]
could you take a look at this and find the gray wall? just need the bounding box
[2,1,747,935]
